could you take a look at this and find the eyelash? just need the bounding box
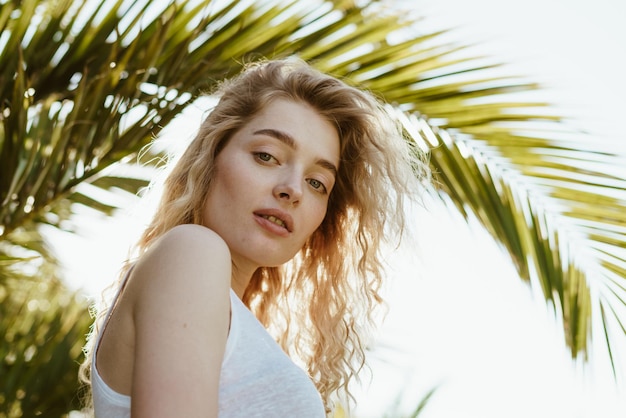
[254,152,276,163]
[307,179,327,194]
[253,152,329,194]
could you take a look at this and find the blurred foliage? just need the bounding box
[0,0,625,416]
[382,385,438,418]
[0,241,91,417]
[333,384,436,417]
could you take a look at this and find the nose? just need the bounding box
[273,174,302,206]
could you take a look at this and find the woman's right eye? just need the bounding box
[254,152,275,163]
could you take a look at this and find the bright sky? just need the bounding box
[410,0,626,139]
[57,0,626,417]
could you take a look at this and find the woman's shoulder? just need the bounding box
[127,224,232,312]
[157,223,230,251]
[117,224,231,414]
[141,224,230,269]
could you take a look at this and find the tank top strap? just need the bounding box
[94,265,134,350]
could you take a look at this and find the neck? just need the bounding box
[230,258,258,299]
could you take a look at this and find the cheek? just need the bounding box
[309,201,330,233]
[214,162,249,200]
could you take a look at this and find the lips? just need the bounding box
[260,214,287,229]
[253,209,293,233]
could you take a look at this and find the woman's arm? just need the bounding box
[128,224,232,418]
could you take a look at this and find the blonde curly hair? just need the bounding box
[81,57,428,413]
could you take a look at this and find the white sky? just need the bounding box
[56,0,626,417]
[409,0,626,139]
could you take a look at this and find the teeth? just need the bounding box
[263,215,286,228]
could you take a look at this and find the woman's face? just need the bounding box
[202,98,340,271]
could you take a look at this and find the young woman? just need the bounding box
[80,58,428,417]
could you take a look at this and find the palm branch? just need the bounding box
[0,0,624,414]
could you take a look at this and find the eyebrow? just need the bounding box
[253,128,338,176]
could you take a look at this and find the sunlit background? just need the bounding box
[56,0,626,416]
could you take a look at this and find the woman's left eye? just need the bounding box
[254,152,275,163]
[308,179,327,193]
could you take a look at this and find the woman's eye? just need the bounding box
[308,179,327,193]
[255,152,274,163]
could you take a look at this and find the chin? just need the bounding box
[237,235,305,268]
[260,257,293,269]
[258,252,300,269]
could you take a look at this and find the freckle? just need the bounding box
[183,323,187,328]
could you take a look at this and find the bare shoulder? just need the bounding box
[127,224,232,319]
[148,223,231,261]
[125,224,232,415]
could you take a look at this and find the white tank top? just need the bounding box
[92,289,325,417]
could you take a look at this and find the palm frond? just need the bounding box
[394,109,625,369]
